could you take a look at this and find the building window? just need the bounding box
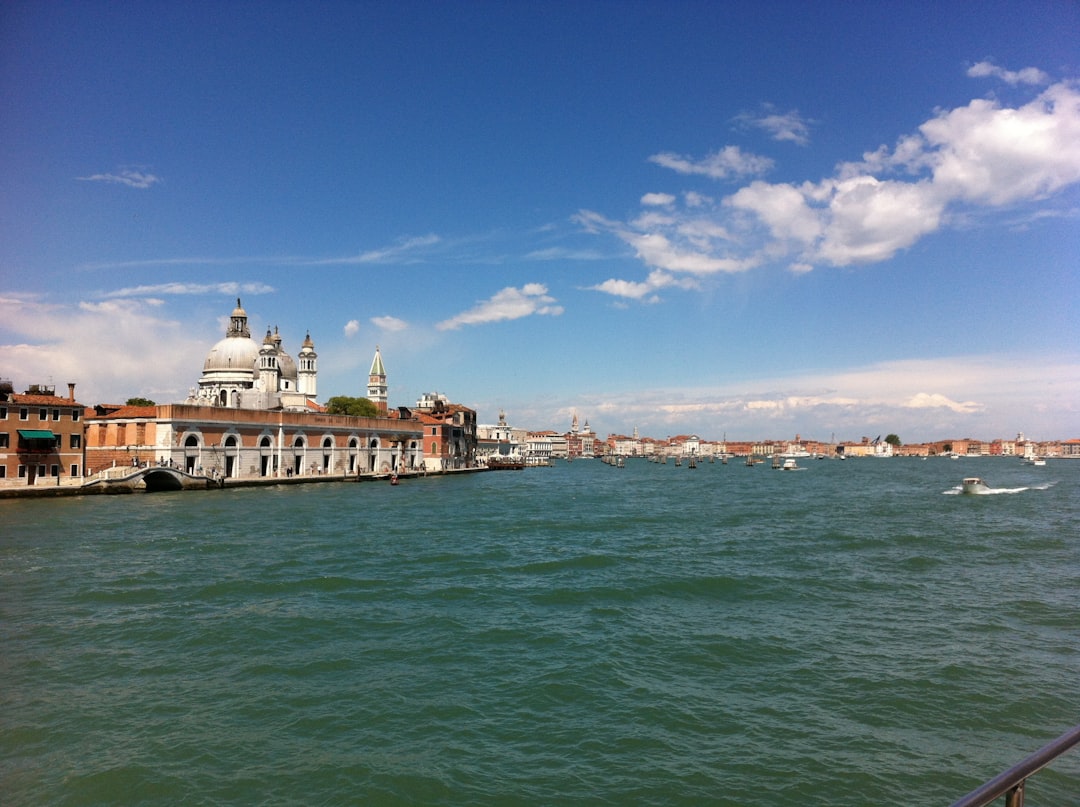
[39,408,47,420]
[72,409,80,422]
[70,434,81,449]
[0,434,7,449]
[52,409,60,420]
[51,464,60,477]
[0,406,6,419]
[70,464,79,477]
[18,465,27,478]
[19,408,28,420]
[0,465,6,478]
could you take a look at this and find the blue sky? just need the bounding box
[2,1,1079,443]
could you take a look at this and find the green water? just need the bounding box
[2,457,1078,805]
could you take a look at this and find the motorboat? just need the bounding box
[780,458,805,471]
[961,477,991,495]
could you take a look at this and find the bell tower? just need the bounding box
[367,346,387,413]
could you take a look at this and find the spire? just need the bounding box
[367,346,388,412]
[369,345,385,376]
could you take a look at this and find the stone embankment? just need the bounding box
[0,466,489,499]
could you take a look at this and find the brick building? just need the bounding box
[0,380,87,485]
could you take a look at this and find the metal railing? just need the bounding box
[950,723,1080,807]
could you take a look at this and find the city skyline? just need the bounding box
[2,2,1079,443]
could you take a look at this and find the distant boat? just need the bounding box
[1023,456,1046,466]
[961,477,991,495]
[780,458,805,471]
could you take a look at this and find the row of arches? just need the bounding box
[178,431,420,478]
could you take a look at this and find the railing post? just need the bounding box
[1005,781,1024,807]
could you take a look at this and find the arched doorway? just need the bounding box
[348,437,359,473]
[224,434,238,478]
[259,435,274,477]
[293,436,306,476]
[322,436,333,474]
[369,438,380,473]
[184,434,200,473]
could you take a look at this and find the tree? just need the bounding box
[325,396,380,417]
[126,397,156,407]
[884,434,901,447]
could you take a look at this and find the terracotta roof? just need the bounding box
[88,405,157,419]
[5,393,86,407]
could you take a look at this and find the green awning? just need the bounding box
[18,429,56,440]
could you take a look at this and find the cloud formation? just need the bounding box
[736,105,813,145]
[539,353,1079,442]
[648,146,774,180]
[584,66,1080,296]
[372,315,408,332]
[966,60,1050,86]
[436,284,563,330]
[103,282,275,298]
[77,169,161,189]
[343,320,361,337]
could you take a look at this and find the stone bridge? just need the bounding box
[83,466,220,493]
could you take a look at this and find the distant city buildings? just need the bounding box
[2,298,1078,490]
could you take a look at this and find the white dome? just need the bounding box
[203,335,260,375]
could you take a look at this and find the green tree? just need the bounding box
[884,434,901,447]
[326,396,380,417]
[126,397,156,407]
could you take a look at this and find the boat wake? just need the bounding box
[943,481,1057,495]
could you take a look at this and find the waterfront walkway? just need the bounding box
[0,465,489,499]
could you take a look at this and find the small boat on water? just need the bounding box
[961,477,991,495]
[1023,456,1046,466]
[780,458,804,471]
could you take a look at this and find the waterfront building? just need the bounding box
[0,380,87,485]
[84,301,424,479]
[412,392,478,471]
[565,412,597,459]
[86,404,423,478]
[477,410,527,461]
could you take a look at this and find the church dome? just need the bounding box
[203,334,261,374]
[278,351,298,381]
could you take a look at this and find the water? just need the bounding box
[2,457,1078,805]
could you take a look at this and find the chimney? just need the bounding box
[68,382,76,402]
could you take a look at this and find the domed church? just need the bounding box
[187,299,318,411]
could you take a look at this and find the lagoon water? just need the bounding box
[2,456,1079,805]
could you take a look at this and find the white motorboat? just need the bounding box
[961,477,991,495]
[780,458,805,471]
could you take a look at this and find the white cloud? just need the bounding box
[904,392,983,414]
[77,168,162,189]
[372,315,408,332]
[102,281,275,298]
[343,320,361,337]
[641,192,676,206]
[541,354,1080,442]
[0,296,207,405]
[586,72,1080,287]
[648,146,774,180]
[737,105,813,145]
[967,61,1050,86]
[436,284,564,330]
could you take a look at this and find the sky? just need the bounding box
[2,1,1079,444]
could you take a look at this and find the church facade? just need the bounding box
[85,300,424,479]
